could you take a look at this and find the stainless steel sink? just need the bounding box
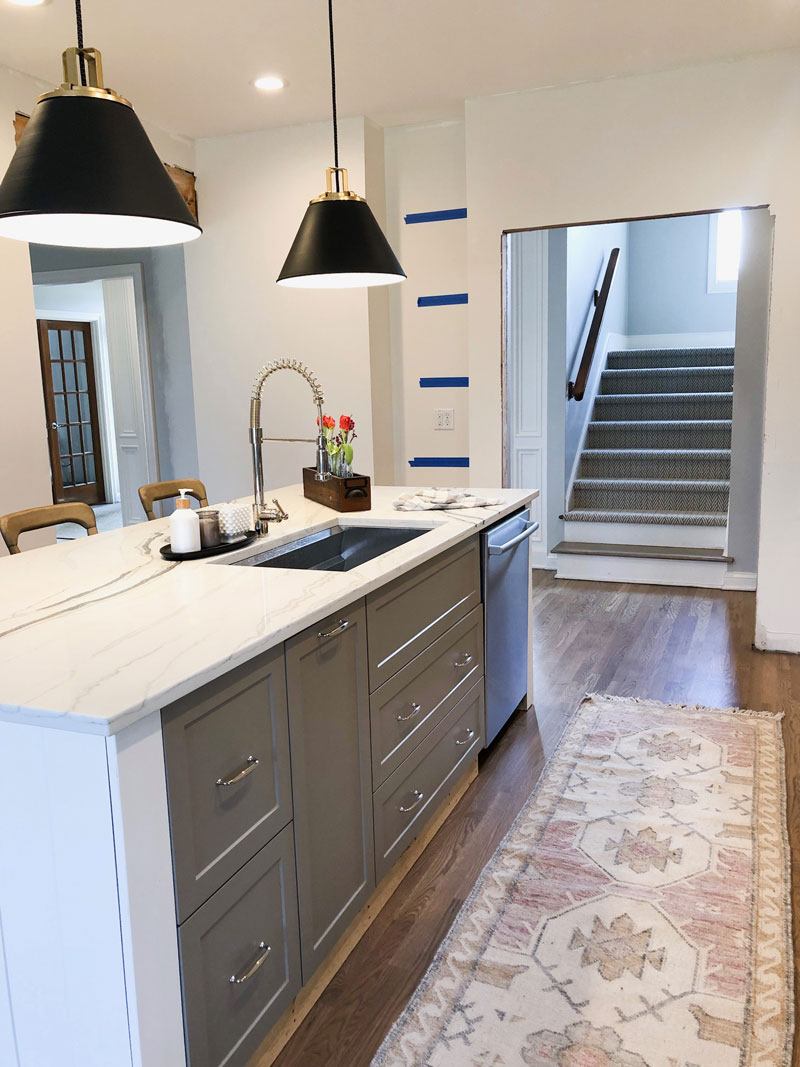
[235,525,427,572]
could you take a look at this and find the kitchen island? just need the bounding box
[0,483,537,1067]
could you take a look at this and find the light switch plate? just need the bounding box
[434,408,455,430]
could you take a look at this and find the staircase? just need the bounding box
[556,346,739,588]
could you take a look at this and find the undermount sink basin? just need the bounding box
[236,524,427,572]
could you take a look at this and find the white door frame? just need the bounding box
[32,265,160,523]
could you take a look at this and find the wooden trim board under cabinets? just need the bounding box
[248,756,479,1067]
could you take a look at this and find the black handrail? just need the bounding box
[568,247,620,401]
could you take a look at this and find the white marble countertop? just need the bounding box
[0,484,537,735]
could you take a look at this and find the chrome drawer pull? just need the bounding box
[216,755,259,788]
[399,789,425,813]
[229,941,271,985]
[397,701,422,723]
[455,728,476,746]
[454,653,474,668]
[317,619,350,640]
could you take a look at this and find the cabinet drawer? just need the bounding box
[366,536,481,690]
[163,646,292,922]
[370,606,483,788]
[374,678,483,882]
[178,824,301,1067]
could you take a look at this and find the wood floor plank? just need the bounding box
[270,573,799,1067]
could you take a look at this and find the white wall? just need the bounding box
[464,50,800,651]
[184,117,375,503]
[384,121,468,483]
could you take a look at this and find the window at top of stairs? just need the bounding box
[708,210,742,295]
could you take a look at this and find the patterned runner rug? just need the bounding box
[373,694,792,1067]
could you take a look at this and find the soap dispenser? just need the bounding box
[170,489,201,554]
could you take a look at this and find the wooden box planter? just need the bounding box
[302,467,371,513]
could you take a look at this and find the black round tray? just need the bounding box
[160,531,257,561]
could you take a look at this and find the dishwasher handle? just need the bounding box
[488,520,539,556]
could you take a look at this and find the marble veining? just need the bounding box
[0,484,536,735]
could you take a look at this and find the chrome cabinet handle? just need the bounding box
[396,701,422,723]
[399,789,425,813]
[228,941,271,985]
[317,619,350,640]
[455,728,476,746]
[216,755,259,788]
[454,653,474,668]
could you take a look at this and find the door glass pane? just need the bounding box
[50,362,63,392]
[70,425,82,454]
[64,362,76,392]
[60,332,74,359]
[58,426,69,456]
[82,424,93,452]
[76,361,88,391]
[74,332,85,360]
[85,454,96,483]
[72,456,85,484]
[61,458,73,487]
[79,393,90,421]
[67,394,79,423]
[55,394,66,423]
[48,330,60,359]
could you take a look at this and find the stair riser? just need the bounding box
[555,553,730,589]
[585,423,732,449]
[593,395,733,422]
[570,484,730,514]
[563,520,727,548]
[578,453,731,480]
[606,348,734,369]
[599,368,733,395]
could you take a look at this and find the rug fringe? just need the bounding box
[583,691,785,721]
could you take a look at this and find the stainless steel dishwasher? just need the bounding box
[481,508,538,746]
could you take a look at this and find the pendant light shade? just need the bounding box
[278,168,405,288]
[276,1,404,289]
[0,38,201,248]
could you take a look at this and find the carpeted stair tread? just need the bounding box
[599,366,734,395]
[606,347,734,369]
[571,478,730,515]
[592,392,733,422]
[562,508,728,527]
[585,420,732,449]
[578,449,731,480]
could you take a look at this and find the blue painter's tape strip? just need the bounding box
[419,377,469,388]
[417,293,468,308]
[404,208,468,225]
[408,457,470,468]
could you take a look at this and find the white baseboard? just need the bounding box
[721,570,757,591]
[563,520,727,550]
[614,331,735,351]
[532,554,559,572]
[555,553,729,589]
[754,624,800,654]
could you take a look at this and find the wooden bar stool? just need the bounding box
[0,503,98,555]
[138,478,208,521]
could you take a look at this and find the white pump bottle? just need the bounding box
[169,488,201,554]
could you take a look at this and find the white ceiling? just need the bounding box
[1,0,799,141]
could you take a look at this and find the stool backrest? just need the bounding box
[1,502,98,555]
[138,478,208,521]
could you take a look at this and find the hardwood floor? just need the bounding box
[273,573,800,1066]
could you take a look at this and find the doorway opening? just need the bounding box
[502,205,773,590]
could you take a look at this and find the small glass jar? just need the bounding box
[197,508,221,549]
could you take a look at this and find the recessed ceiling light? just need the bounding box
[254,75,285,92]
[8,0,48,7]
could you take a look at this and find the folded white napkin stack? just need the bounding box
[393,488,503,512]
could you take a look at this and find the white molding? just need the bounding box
[721,570,757,591]
[532,553,559,571]
[614,331,735,350]
[555,552,729,589]
[563,519,727,549]
[754,624,800,654]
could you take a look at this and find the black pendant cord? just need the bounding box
[328,0,340,191]
[75,0,86,85]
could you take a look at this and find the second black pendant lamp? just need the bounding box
[277,0,405,288]
[0,0,201,248]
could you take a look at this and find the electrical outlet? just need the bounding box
[434,408,455,430]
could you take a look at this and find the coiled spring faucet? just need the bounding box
[249,359,330,535]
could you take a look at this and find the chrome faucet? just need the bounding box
[249,358,330,535]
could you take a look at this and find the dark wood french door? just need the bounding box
[37,320,106,506]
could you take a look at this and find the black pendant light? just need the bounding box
[277,0,405,288]
[0,0,201,248]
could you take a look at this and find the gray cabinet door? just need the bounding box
[162,645,292,922]
[178,824,301,1067]
[286,600,375,982]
